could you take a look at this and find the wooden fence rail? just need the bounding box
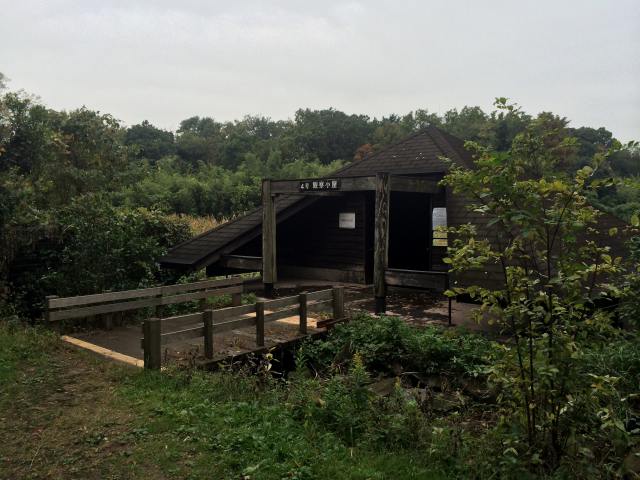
[141,286,345,370]
[45,275,254,325]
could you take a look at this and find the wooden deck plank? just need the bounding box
[61,335,144,368]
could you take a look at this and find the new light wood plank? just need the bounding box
[61,335,144,368]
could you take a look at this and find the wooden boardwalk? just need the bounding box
[66,311,325,368]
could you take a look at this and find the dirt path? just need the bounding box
[0,343,164,479]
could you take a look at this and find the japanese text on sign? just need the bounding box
[299,179,341,191]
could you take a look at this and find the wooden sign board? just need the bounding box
[339,212,356,229]
[299,179,340,192]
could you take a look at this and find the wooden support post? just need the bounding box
[262,179,277,298]
[298,293,308,335]
[332,286,345,321]
[155,293,164,319]
[44,295,58,323]
[203,310,214,359]
[374,172,390,314]
[143,317,162,370]
[231,291,242,307]
[102,313,114,331]
[199,297,207,312]
[256,301,265,347]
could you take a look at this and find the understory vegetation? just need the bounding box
[1,316,638,479]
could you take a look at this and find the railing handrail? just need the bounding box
[46,275,254,322]
[141,286,346,369]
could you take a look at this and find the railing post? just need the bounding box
[155,292,164,319]
[332,286,345,321]
[256,301,265,347]
[143,317,162,370]
[298,293,308,335]
[102,313,114,331]
[231,291,242,307]
[44,295,58,323]
[203,310,214,360]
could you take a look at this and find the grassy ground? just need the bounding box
[0,322,450,480]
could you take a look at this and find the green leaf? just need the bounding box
[631,213,640,227]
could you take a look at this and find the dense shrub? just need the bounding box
[296,314,491,378]
[9,195,191,315]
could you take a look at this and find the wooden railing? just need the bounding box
[141,286,345,369]
[45,276,249,326]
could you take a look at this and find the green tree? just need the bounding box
[125,120,175,162]
[292,108,373,164]
[442,108,634,471]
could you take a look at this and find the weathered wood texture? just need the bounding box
[220,255,263,271]
[255,301,266,347]
[277,193,367,278]
[203,310,214,359]
[262,179,277,288]
[332,287,345,320]
[269,175,439,195]
[140,287,344,369]
[142,318,162,370]
[46,276,249,322]
[299,293,307,334]
[384,268,448,290]
[374,173,390,313]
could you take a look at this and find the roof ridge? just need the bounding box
[335,127,438,176]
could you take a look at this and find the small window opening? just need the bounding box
[432,207,448,247]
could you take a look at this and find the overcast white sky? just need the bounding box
[1,0,639,140]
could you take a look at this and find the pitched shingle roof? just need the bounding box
[160,126,474,269]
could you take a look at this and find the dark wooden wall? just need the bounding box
[277,193,367,282]
[226,189,451,283]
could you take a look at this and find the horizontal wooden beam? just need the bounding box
[384,268,448,290]
[390,176,440,194]
[305,289,334,302]
[270,176,374,194]
[269,175,440,195]
[219,255,263,271]
[264,304,299,323]
[160,325,205,346]
[48,284,243,321]
[48,276,244,310]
